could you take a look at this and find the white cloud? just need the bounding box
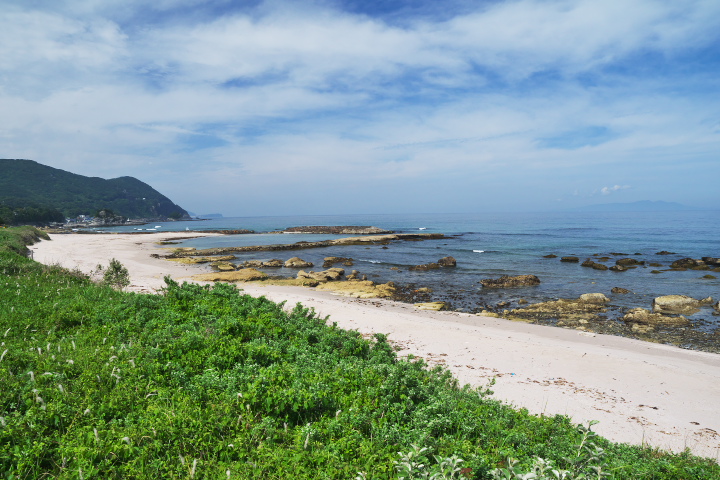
[0,0,718,213]
[600,185,631,195]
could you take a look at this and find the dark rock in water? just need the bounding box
[611,287,631,294]
[410,263,440,271]
[323,256,353,268]
[702,274,717,279]
[480,274,541,288]
[671,258,704,269]
[651,270,663,274]
[285,257,313,268]
[581,259,595,268]
[591,263,608,271]
[702,257,720,266]
[438,256,457,267]
[648,262,663,267]
[656,251,676,255]
[264,259,284,267]
[609,265,627,272]
[496,301,511,308]
[610,252,629,256]
[543,254,558,258]
[561,256,579,263]
[616,258,644,266]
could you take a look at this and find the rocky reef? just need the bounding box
[280,226,392,234]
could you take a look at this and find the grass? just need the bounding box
[0,226,718,478]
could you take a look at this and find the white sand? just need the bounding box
[32,233,720,460]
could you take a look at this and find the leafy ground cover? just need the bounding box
[1,227,719,478]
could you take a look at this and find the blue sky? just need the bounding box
[1,0,719,215]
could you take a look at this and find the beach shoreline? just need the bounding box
[32,232,720,460]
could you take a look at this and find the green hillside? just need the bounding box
[0,159,189,221]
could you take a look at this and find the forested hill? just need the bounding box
[0,159,189,221]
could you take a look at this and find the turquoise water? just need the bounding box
[104,211,720,324]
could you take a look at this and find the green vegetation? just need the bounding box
[0,202,65,226]
[1,227,718,478]
[0,159,189,221]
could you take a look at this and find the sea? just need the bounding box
[101,210,719,330]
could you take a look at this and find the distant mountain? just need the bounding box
[573,201,698,212]
[0,159,189,220]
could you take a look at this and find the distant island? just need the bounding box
[573,200,699,212]
[0,159,190,226]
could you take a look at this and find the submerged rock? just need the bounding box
[611,287,631,294]
[410,263,440,271]
[609,265,627,272]
[656,251,676,255]
[561,256,579,263]
[480,274,541,288]
[543,254,558,258]
[616,258,644,266]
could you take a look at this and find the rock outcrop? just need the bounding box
[670,258,706,269]
[193,268,268,282]
[284,257,313,268]
[314,280,396,298]
[622,308,689,329]
[297,268,345,282]
[652,295,712,315]
[561,256,579,263]
[414,302,447,311]
[616,258,644,266]
[281,226,392,234]
[579,293,610,304]
[323,257,353,268]
[480,275,541,288]
[611,287,631,294]
[506,298,606,323]
[438,256,457,267]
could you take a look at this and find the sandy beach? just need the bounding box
[32,232,720,460]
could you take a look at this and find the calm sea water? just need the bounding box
[103,211,719,324]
